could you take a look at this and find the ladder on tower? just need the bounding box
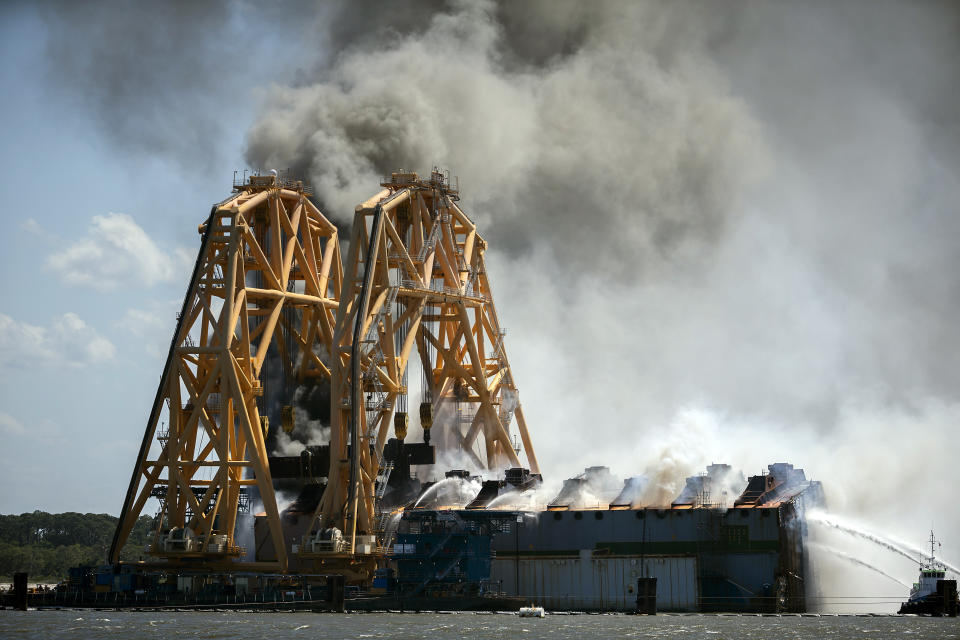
[416,211,444,263]
[373,460,394,548]
[362,286,399,346]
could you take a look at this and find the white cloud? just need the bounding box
[0,312,116,369]
[117,300,180,358]
[0,412,25,435]
[0,413,63,444]
[118,307,168,338]
[20,218,43,236]
[47,213,189,290]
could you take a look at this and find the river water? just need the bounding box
[1,610,957,640]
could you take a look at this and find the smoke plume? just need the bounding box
[29,0,960,611]
[242,1,960,610]
[245,0,767,276]
[34,0,321,169]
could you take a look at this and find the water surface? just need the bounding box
[1,610,957,639]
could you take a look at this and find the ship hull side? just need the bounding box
[490,506,803,612]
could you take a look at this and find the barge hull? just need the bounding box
[489,505,806,612]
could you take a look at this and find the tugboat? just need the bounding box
[898,531,958,616]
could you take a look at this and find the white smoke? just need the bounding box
[270,388,331,456]
[412,475,483,509]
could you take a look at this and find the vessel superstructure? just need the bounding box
[898,531,958,616]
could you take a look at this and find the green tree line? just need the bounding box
[0,511,156,582]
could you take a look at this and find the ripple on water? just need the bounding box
[1,611,959,640]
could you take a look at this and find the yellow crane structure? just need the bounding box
[311,170,539,552]
[108,170,537,577]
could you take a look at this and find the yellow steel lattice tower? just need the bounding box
[109,175,342,570]
[310,170,539,552]
[109,170,538,574]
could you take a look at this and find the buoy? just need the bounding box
[519,606,545,618]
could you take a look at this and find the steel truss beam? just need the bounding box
[109,181,342,569]
[312,170,539,551]
[110,170,537,571]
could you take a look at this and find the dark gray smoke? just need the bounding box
[245,0,767,278]
[34,0,321,169]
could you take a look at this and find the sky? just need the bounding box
[1,0,958,607]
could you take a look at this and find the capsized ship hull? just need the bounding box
[395,463,823,613]
[489,504,807,612]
